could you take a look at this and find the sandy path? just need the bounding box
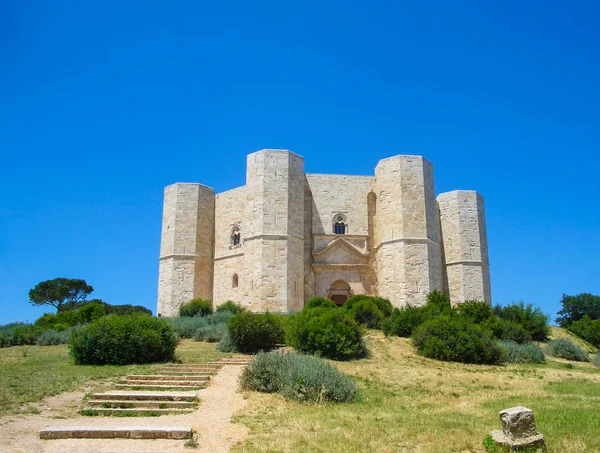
[0,365,248,453]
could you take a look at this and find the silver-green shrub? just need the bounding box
[36,328,76,346]
[591,354,600,368]
[546,339,588,362]
[498,340,545,363]
[239,351,357,403]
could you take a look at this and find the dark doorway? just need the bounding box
[331,294,348,306]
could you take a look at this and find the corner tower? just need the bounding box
[437,190,491,304]
[157,183,215,316]
[374,155,443,307]
[243,150,305,312]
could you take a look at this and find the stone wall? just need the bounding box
[437,190,491,304]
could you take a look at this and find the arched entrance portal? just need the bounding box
[328,280,352,306]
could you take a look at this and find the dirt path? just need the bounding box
[0,365,248,453]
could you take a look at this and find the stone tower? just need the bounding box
[157,183,215,317]
[437,191,491,304]
[374,155,443,307]
[242,150,305,312]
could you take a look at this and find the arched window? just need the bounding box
[231,225,241,247]
[232,274,238,288]
[333,214,347,235]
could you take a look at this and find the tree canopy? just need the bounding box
[28,278,94,312]
[556,293,600,327]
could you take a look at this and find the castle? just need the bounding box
[156,149,491,317]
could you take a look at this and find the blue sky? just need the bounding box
[1,1,599,325]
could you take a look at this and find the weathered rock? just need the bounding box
[499,406,539,439]
[489,406,546,452]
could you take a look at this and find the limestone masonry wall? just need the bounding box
[156,149,492,315]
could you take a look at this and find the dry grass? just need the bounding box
[232,333,600,453]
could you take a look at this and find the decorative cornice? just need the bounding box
[375,237,438,249]
[313,237,369,258]
[311,263,371,270]
[445,259,489,266]
[159,253,212,261]
[244,233,303,242]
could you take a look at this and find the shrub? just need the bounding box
[425,290,452,316]
[482,318,532,344]
[286,308,367,360]
[305,297,337,309]
[344,297,384,329]
[9,325,37,346]
[412,316,503,365]
[34,310,83,330]
[372,297,393,318]
[70,315,177,365]
[567,316,600,348]
[239,351,357,403]
[194,323,227,342]
[215,301,245,314]
[107,304,152,316]
[168,316,209,339]
[498,341,545,364]
[454,300,494,324]
[77,302,107,323]
[494,301,550,341]
[179,299,213,317]
[592,354,600,368]
[546,339,588,362]
[217,330,236,352]
[227,311,285,353]
[382,306,428,337]
[36,328,75,346]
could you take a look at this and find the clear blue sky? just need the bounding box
[1,1,599,325]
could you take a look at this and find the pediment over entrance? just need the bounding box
[312,237,369,265]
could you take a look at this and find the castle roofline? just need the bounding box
[437,190,484,200]
[164,182,215,191]
[305,173,374,179]
[248,149,304,160]
[375,154,432,168]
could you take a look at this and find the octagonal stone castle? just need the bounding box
[157,149,491,317]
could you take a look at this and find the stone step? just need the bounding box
[86,400,197,409]
[91,391,197,401]
[124,375,212,381]
[120,379,208,386]
[39,426,192,440]
[81,407,193,415]
[162,363,222,368]
[159,370,218,376]
[115,383,206,390]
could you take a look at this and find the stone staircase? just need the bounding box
[39,355,254,441]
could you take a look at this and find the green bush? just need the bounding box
[494,301,550,342]
[482,318,532,344]
[227,311,285,353]
[106,303,152,316]
[498,341,545,364]
[69,315,177,365]
[179,299,213,317]
[344,297,384,329]
[239,351,357,403]
[36,328,76,346]
[372,297,393,318]
[215,301,245,314]
[0,323,37,347]
[425,290,452,316]
[545,339,588,362]
[305,297,337,309]
[382,306,428,337]
[454,300,494,324]
[567,316,600,348]
[412,316,503,365]
[34,310,83,331]
[286,307,367,360]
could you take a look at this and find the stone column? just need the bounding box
[157,183,215,317]
[243,150,305,312]
[437,190,491,304]
[374,155,443,308]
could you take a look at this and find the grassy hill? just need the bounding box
[233,333,600,453]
